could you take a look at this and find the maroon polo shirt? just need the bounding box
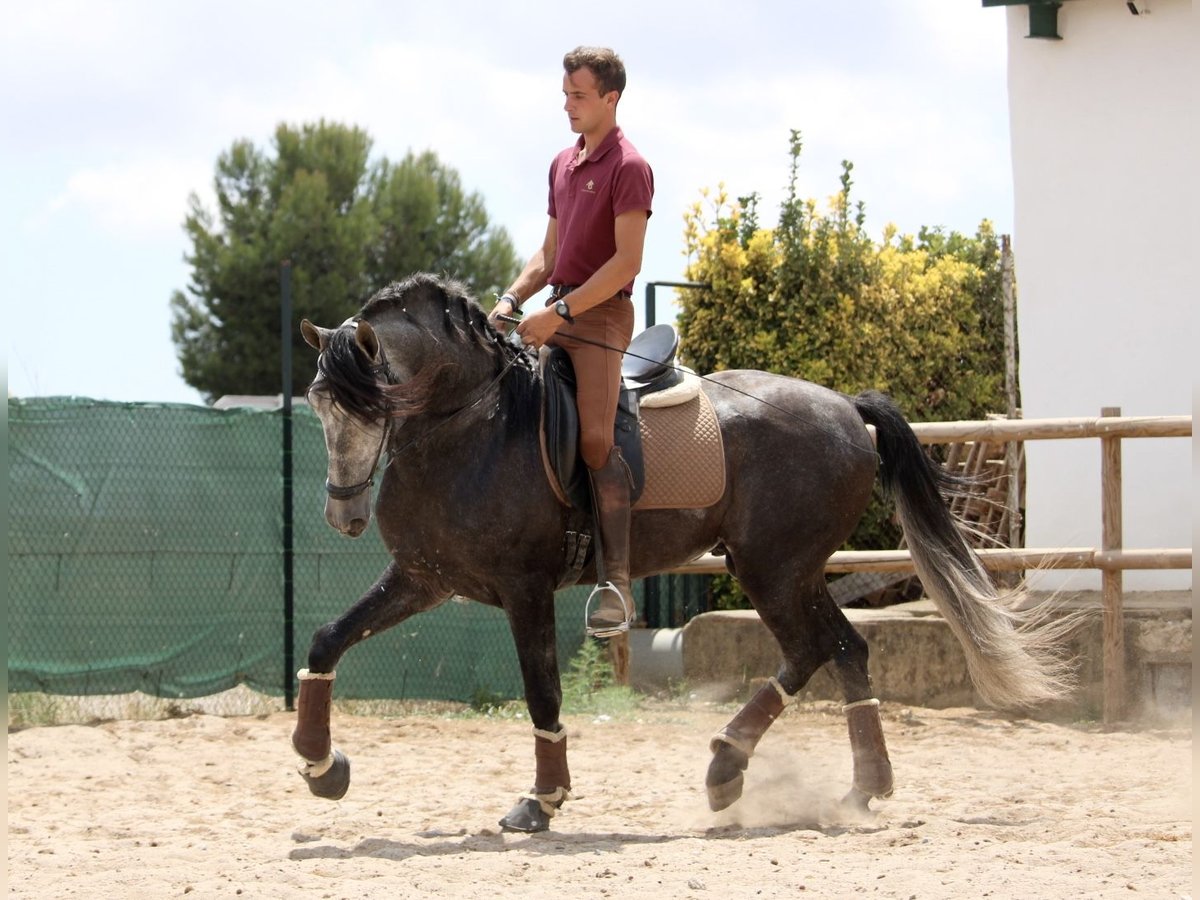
[547,126,654,294]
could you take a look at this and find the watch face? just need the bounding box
[555,300,570,318]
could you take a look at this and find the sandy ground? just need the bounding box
[7,700,1194,899]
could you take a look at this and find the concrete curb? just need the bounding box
[634,591,1191,722]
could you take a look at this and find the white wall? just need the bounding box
[1005,0,1194,589]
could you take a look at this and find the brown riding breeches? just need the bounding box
[546,294,635,471]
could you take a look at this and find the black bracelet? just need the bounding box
[500,292,520,311]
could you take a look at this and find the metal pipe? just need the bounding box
[280,260,296,711]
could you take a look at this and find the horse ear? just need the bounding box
[300,319,326,351]
[355,319,381,363]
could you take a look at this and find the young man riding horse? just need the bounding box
[488,46,654,638]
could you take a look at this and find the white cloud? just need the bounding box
[629,60,1010,244]
[5,1,1019,400]
[907,0,1010,73]
[37,158,213,238]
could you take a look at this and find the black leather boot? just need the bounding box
[586,447,636,638]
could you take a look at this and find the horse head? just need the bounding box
[301,316,390,537]
[301,274,539,538]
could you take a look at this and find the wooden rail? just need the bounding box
[670,546,1191,575]
[665,411,1192,723]
[905,415,1189,443]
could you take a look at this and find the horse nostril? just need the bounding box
[346,518,368,537]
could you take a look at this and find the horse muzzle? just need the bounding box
[324,478,373,537]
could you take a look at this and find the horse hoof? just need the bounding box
[706,772,745,812]
[705,743,749,812]
[841,787,877,813]
[300,749,351,800]
[499,798,552,833]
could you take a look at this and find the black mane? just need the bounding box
[315,328,393,420]
[313,273,540,434]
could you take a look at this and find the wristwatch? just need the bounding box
[554,299,574,323]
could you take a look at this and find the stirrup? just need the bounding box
[584,582,634,638]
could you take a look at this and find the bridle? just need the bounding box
[322,322,528,502]
[322,355,394,502]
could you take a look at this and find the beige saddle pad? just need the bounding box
[634,388,725,510]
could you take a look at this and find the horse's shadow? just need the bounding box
[287,819,887,862]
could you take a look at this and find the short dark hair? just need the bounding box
[563,46,627,99]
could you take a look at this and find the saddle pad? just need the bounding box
[639,366,701,408]
[634,389,726,510]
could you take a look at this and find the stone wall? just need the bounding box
[678,592,1191,722]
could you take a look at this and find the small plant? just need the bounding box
[469,686,511,714]
[8,692,64,729]
[559,640,640,716]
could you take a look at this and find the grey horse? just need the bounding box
[291,273,1071,833]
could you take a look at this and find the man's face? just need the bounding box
[562,67,615,136]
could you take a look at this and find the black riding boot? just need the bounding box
[586,447,636,638]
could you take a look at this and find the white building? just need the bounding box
[998,0,1193,589]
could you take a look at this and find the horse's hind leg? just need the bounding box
[705,574,892,812]
[293,562,447,800]
[820,607,897,811]
[823,604,894,808]
[704,573,831,811]
[706,675,796,812]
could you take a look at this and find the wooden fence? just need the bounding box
[667,410,1192,723]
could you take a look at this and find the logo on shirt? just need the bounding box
[585,179,596,193]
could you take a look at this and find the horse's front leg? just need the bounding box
[497,588,571,833]
[293,562,447,800]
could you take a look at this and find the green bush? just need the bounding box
[677,131,1011,609]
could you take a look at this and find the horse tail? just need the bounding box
[852,390,1075,709]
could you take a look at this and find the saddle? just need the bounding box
[540,324,720,513]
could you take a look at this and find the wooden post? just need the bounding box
[1000,236,1021,585]
[1100,405,1125,722]
[1001,235,1017,425]
[607,633,631,686]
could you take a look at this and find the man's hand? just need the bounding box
[487,294,519,331]
[514,304,563,350]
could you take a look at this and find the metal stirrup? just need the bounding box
[584,582,634,638]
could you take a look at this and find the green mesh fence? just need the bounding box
[8,397,624,703]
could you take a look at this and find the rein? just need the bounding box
[385,348,526,457]
[496,314,878,460]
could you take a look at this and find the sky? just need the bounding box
[3,0,1014,405]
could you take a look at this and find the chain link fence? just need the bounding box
[9,397,625,718]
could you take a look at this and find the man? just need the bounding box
[488,46,654,638]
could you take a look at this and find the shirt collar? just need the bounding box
[574,126,623,165]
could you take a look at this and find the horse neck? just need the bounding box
[380,330,540,456]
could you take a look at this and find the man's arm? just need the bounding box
[513,208,648,348]
[494,219,557,314]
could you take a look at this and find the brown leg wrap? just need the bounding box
[292,672,334,761]
[845,700,894,798]
[532,728,571,795]
[710,678,790,758]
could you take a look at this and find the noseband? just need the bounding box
[323,408,391,502]
[324,434,386,500]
